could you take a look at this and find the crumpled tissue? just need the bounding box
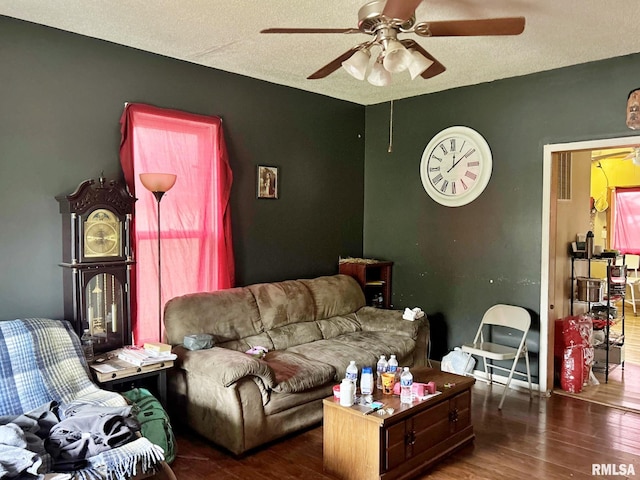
[402,307,425,321]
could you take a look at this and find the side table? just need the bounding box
[91,354,173,407]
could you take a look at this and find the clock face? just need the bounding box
[420,126,493,207]
[83,209,121,257]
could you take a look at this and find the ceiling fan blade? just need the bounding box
[261,28,359,34]
[591,148,635,161]
[420,17,525,37]
[401,39,446,79]
[382,0,423,21]
[307,48,360,79]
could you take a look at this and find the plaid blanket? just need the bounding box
[0,318,125,416]
[0,319,165,479]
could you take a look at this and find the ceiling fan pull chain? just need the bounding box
[388,99,394,153]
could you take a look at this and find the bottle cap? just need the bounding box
[363,366,372,373]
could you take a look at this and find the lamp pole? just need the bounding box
[152,190,165,342]
[139,173,177,343]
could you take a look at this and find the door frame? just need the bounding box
[540,134,640,393]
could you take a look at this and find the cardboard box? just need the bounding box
[594,344,624,365]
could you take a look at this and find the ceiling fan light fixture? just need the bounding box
[367,60,392,86]
[341,49,371,80]
[408,49,434,80]
[382,39,413,73]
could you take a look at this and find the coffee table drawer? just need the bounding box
[384,398,457,471]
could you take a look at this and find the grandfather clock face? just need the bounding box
[83,208,122,258]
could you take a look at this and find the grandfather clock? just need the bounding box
[57,175,136,353]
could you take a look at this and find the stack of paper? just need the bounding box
[117,345,176,366]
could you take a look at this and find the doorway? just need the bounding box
[541,134,640,409]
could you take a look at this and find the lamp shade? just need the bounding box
[342,49,371,81]
[382,39,413,73]
[139,173,177,193]
[367,61,392,86]
[408,49,435,80]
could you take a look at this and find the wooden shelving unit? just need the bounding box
[339,258,393,308]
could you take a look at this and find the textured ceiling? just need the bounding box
[2,0,640,106]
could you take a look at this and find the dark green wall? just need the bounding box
[0,16,364,320]
[364,54,640,374]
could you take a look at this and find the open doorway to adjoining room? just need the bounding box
[542,135,640,411]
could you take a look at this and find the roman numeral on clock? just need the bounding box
[431,173,443,185]
[465,171,477,181]
[440,180,449,193]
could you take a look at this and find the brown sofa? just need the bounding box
[163,274,429,455]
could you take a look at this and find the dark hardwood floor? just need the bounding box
[169,380,640,479]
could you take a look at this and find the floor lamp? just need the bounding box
[139,173,177,342]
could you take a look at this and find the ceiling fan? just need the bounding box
[261,0,525,84]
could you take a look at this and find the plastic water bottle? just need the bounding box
[400,367,413,404]
[388,354,398,374]
[360,366,373,395]
[346,361,358,400]
[81,329,94,363]
[340,378,354,407]
[376,355,388,390]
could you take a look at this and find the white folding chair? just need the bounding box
[461,304,533,409]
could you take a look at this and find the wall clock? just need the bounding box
[56,175,136,353]
[420,126,493,207]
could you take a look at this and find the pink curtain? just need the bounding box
[119,103,234,345]
[612,187,640,255]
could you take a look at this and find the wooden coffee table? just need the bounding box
[323,367,475,480]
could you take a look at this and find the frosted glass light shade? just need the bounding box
[408,49,435,80]
[342,50,371,80]
[139,173,177,193]
[382,39,413,73]
[367,62,392,86]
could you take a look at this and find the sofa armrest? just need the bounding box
[355,306,423,337]
[174,346,276,389]
[356,306,430,366]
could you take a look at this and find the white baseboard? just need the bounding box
[469,369,541,395]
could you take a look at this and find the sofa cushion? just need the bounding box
[287,339,379,380]
[164,288,262,345]
[316,313,361,340]
[264,351,335,393]
[248,280,315,331]
[267,321,323,350]
[332,331,416,363]
[217,332,275,353]
[299,275,365,320]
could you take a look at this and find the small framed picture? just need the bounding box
[257,165,278,199]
